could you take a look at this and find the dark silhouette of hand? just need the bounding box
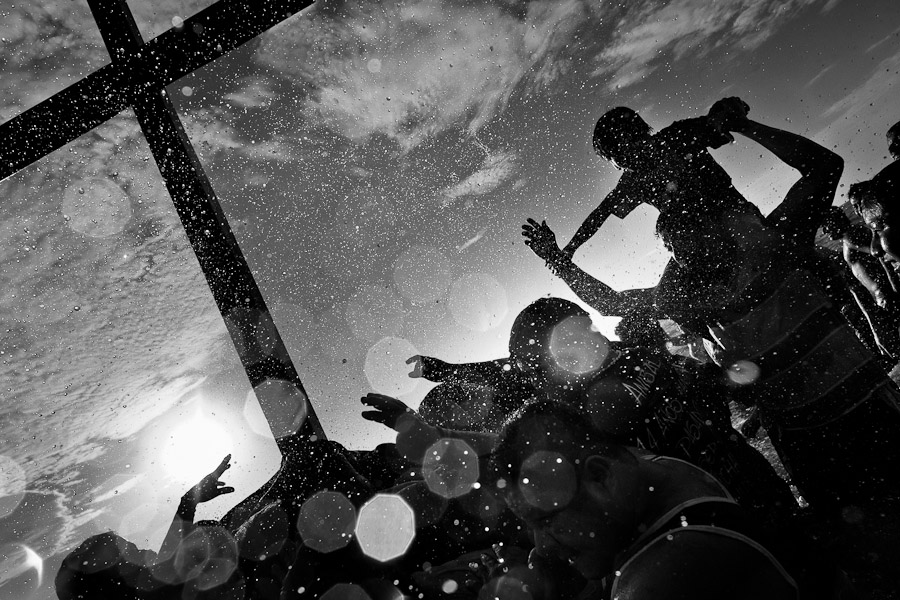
[708,97,750,134]
[361,393,439,463]
[522,218,564,263]
[360,393,416,431]
[406,355,451,381]
[186,454,235,504]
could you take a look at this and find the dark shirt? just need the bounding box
[605,117,757,220]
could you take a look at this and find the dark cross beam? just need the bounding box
[0,0,325,454]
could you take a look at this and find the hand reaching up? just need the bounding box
[522,219,566,264]
[185,454,235,504]
[360,392,416,431]
[406,355,452,381]
[361,393,439,464]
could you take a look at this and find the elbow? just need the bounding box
[823,151,844,180]
[806,150,843,181]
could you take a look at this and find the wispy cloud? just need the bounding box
[593,0,826,90]
[0,1,107,120]
[822,49,900,119]
[254,0,590,149]
[440,148,519,205]
[864,24,900,54]
[818,47,900,187]
[805,64,834,88]
[223,78,278,109]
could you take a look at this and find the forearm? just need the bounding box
[733,120,842,178]
[398,418,498,464]
[563,202,616,256]
[847,254,891,305]
[438,358,514,388]
[158,494,198,557]
[658,116,734,151]
[547,248,653,316]
[735,119,842,242]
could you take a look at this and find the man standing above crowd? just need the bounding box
[558,104,761,261]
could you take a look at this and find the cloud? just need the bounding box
[805,64,834,88]
[0,1,107,120]
[817,48,900,186]
[0,489,97,585]
[0,101,238,497]
[593,0,826,90]
[223,78,278,109]
[254,0,591,149]
[440,148,520,205]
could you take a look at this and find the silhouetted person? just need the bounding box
[558,103,762,262]
[887,119,900,161]
[821,205,900,360]
[368,297,797,531]
[57,456,238,600]
[652,98,900,597]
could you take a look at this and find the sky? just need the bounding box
[0,0,898,598]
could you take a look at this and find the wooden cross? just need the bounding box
[0,0,326,452]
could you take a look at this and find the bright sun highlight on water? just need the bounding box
[161,411,232,485]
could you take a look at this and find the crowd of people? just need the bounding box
[56,98,900,600]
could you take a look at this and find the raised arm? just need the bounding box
[562,186,633,257]
[159,455,234,559]
[407,355,515,388]
[523,218,655,316]
[361,393,499,461]
[711,98,843,246]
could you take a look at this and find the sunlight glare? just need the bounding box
[161,412,232,485]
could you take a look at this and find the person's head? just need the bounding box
[592,107,652,170]
[508,298,611,392]
[655,206,739,274]
[887,120,900,161]
[850,178,900,264]
[56,532,156,600]
[490,401,641,579]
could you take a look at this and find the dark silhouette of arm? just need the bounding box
[718,102,843,246]
[562,183,636,257]
[523,218,655,316]
[408,355,515,388]
[549,252,656,316]
[159,455,234,558]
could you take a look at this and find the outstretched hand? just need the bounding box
[361,393,440,464]
[360,393,416,431]
[186,454,235,504]
[522,218,564,264]
[406,355,451,381]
